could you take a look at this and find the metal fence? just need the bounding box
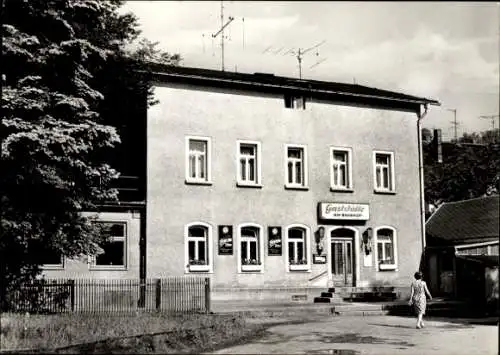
[5,277,210,314]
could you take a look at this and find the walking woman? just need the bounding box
[408,271,432,329]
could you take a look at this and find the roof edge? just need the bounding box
[141,63,441,107]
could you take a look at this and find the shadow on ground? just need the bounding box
[307,349,360,355]
[310,332,415,348]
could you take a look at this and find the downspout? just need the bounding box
[417,104,429,270]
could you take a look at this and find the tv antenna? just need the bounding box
[211,0,234,71]
[310,57,327,69]
[282,40,327,79]
[447,108,459,142]
[479,114,500,131]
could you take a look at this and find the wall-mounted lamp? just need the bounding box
[362,227,373,255]
[315,226,325,255]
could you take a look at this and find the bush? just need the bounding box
[5,280,71,314]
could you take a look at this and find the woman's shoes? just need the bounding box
[416,324,422,329]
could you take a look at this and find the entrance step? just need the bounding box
[314,297,332,303]
[314,291,344,303]
[318,286,398,303]
[342,291,398,302]
[329,286,395,294]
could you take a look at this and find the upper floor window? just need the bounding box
[373,151,395,193]
[90,222,127,270]
[237,141,262,187]
[185,136,212,185]
[238,224,264,272]
[185,222,213,273]
[285,144,308,189]
[375,227,397,271]
[330,147,353,191]
[284,95,306,109]
[286,225,311,272]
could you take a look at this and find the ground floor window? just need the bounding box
[238,224,264,272]
[188,226,208,264]
[375,227,397,270]
[185,222,213,273]
[33,242,64,269]
[286,225,311,272]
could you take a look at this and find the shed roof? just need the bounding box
[426,195,499,244]
[456,255,499,267]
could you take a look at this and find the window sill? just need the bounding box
[89,266,127,271]
[374,189,396,195]
[236,182,263,189]
[185,180,212,186]
[289,264,310,271]
[330,187,354,193]
[378,264,397,271]
[188,264,210,272]
[284,185,309,191]
[241,265,262,272]
[41,265,65,270]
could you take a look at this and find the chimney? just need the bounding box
[433,129,443,163]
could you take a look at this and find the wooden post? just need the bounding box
[69,279,75,312]
[138,280,146,308]
[155,279,161,311]
[452,254,458,299]
[204,278,211,314]
[139,208,147,308]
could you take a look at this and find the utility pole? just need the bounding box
[447,108,458,142]
[211,1,234,71]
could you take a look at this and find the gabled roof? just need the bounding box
[426,195,499,244]
[144,63,440,111]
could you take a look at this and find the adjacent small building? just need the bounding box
[426,195,499,307]
[42,65,440,301]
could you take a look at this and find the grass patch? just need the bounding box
[0,312,265,354]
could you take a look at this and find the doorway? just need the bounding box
[330,228,355,286]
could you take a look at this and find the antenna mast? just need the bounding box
[278,40,326,79]
[212,1,234,71]
[447,108,459,142]
[479,114,500,131]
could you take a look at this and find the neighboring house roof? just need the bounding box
[426,195,499,245]
[144,63,440,111]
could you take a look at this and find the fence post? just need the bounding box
[155,279,161,311]
[204,277,211,314]
[69,280,75,312]
[138,279,146,308]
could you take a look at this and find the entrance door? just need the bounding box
[331,229,354,286]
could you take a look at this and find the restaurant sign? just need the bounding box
[218,225,233,255]
[318,202,369,221]
[267,226,282,256]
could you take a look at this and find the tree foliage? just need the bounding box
[423,128,499,210]
[1,0,180,307]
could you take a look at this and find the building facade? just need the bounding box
[43,65,440,299]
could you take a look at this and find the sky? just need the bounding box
[120,1,499,141]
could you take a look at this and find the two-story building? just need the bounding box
[43,65,439,301]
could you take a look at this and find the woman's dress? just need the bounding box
[411,280,427,315]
